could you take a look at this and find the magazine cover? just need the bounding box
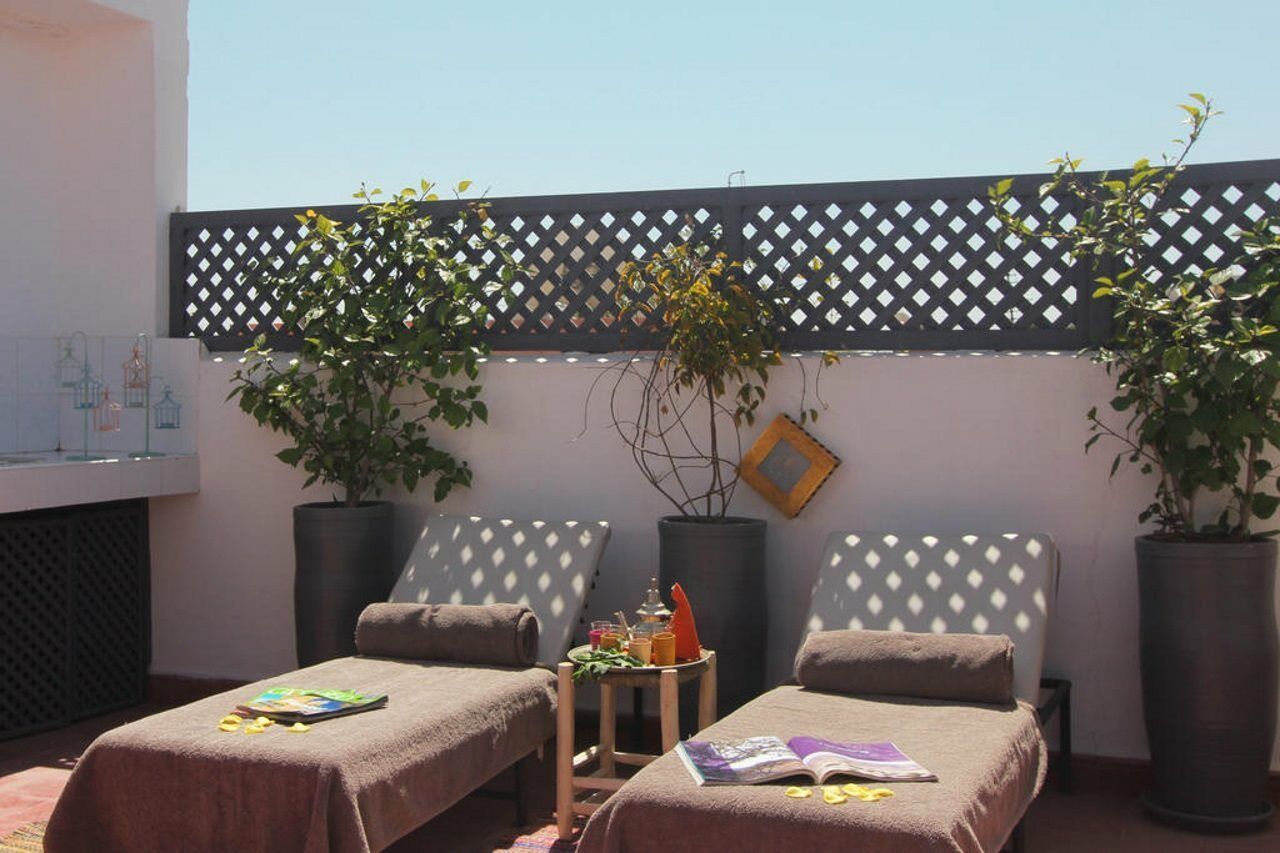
[236,687,388,722]
[676,735,935,786]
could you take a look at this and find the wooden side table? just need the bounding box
[555,647,717,841]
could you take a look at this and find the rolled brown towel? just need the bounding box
[794,629,1014,705]
[355,602,540,667]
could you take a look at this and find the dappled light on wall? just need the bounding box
[804,531,1057,703]
[389,516,611,664]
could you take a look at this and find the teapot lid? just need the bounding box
[636,577,672,619]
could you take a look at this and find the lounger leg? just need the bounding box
[697,650,717,732]
[556,663,575,842]
[659,669,679,752]
[514,751,532,827]
[1058,683,1073,794]
[1008,818,1026,853]
[599,682,617,776]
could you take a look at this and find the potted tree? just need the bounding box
[599,239,784,713]
[991,97,1279,831]
[229,182,518,666]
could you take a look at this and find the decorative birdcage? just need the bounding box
[56,339,83,388]
[154,386,181,430]
[71,366,102,410]
[93,388,122,432]
[122,338,151,408]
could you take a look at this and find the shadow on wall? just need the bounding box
[388,515,611,665]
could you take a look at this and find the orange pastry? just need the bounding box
[669,582,703,662]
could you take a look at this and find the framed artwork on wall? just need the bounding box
[739,413,841,518]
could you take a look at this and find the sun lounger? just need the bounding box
[45,516,611,853]
[576,532,1058,853]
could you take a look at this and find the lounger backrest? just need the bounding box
[803,532,1057,704]
[389,515,610,666]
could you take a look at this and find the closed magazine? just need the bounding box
[236,687,387,722]
[675,736,936,786]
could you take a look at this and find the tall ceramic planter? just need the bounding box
[293,501,395,667]
[1136,536,1278,831]
[658,516,766,717]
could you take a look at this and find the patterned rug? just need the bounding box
[1,818,582,852]
[0,822,44,852]
[491,820,580,852]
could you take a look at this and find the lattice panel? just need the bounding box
[177,220,305,339]
[0,520,71,735]
[489,206,717,344]
[1144,179,1280,282]
[742,192,1081,334]
[0,502,148,740]
[72,509,146,718]
[171,161,1280,351]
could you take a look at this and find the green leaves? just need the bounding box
[988,94,1280,540]
[228,177,521,507]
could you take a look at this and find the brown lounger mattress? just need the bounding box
[576,686,1046,853]
[44,655,556,853]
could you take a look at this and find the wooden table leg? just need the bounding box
[599,682,616,776]
[697,650,717,732]
[659,668,679,752]
[556,662,575,841]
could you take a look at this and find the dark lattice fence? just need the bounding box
[0,501,150,740]
[170,159,1280,352]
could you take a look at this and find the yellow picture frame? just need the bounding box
[739,414,841,518]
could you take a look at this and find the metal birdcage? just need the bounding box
[153,386,181,430]
[93,388,122,432]
[56,339,83,388]
[122,337,150,409]
[71,365,102,410]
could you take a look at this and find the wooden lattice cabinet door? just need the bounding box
[0,500,150,741]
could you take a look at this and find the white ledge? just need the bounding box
[0,452,200,514]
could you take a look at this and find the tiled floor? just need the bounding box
[2,704,1277,852]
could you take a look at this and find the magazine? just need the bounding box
[236,687,388,722]
[675,736,936,786]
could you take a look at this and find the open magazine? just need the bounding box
[676,736,936,786]
[236,687,388,722]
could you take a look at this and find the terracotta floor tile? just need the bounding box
[0,765,73,800]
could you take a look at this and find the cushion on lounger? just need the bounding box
[355,602,539,666]
[794,628,1014,704]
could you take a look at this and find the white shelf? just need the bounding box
[0,451,199,514]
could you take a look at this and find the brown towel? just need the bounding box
[794,629,1014,704]
[355,602,540,666]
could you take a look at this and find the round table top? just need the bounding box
[566,645,713,686]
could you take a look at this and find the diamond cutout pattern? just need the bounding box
[1,503,148,738]
[172,164,1279,351]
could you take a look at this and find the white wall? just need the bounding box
[147,351,1280,770]
[0,0,187,338]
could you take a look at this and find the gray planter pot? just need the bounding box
[1136,535,1278,832]
[658,515,766,718]
[294,501,395,667]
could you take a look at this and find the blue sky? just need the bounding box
[187,1,1280,211]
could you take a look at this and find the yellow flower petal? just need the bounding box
[841,783,869,797]
[217,722,239,732]
[821,786,848,805]
[286,722,310,733]
[243,724,265,735]
[219,715,242,726]
[255,717,274,727]
[868,788,894,799]
[783,786,812,799]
